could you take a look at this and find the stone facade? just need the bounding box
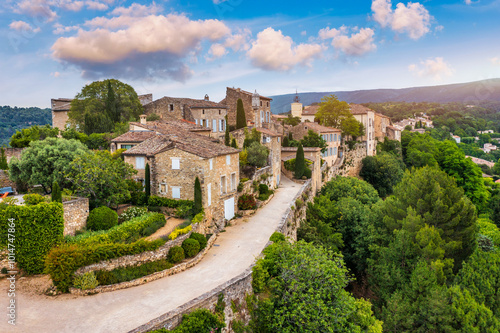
[190,107,227,139]
[221,87,272,128]
[4,148,24,164]
[62,197,89,236]
[289,122,342,166]
[350,105,376,156]
[0,170,15,188]
[51,98,72,130]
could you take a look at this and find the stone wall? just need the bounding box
[223,88,271,127]
[143,97,185,121]
[4,148,24,163]
[63,197,89,236]
[0,170,15,188]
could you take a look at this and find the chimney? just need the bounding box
[140,114,147,124]
[204,94,209,101]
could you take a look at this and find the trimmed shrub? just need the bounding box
[73,272,98,290]
[270,232,286,243]
[171,308,225,333]
[23,193,46,205]
[51,181,62,203]
[190,232,208,250]
[258,183,269,194]
[87,206,118,231]
[2,202,64,274]
[182,238,200,257]
[238,194,256,210]
[67,212,166,245]
[167,246,185,264]
[147,196,193,209]
[45,239,164,292]
[169,225,192,240]
[95,259,173,286]
[118,206,148,223]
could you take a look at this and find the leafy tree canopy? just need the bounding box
[300,129,327,153]
[321,176,380,206]
[315,95,364,137]
[360,151,405,198]
[9,124,59,148]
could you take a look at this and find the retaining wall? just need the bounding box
[63,197,89,236]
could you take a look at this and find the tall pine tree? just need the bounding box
[236,98,246,129]
[194,177,202,215]
[295,143,305,179]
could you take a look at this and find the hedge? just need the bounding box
[94,259,173,286]
[2,202,64,274]
[66,212,166,246]
[147,196,194,209]
[45,239,165,292]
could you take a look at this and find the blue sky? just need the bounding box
[1,0,499,107]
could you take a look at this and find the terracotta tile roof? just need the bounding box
[350,104,374,115]
[123,131,239,158]
[302,105,320,115]
[255,127,282,137]
[299,122,341,133]
[111,130,156,143]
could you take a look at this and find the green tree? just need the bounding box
[246,142,269,168]
[69,79,142,132]
[66,150,137,207]
[300,129,327,153]
[321,176,380,206]
[145,163,151,201]
[51,181,62,203]
[224,115,230,146]
[9,124,59,148]
[9,137,88,194]
[236,98,246,129]
[315,95,363,137]
[250,240,382,333]
[230,138,238,148]
[282,114,301,126]
[282,135,290,147]
[0,147,7,170]
[295,143,305,179]
[194,177,202,215]
[360,152,405,197]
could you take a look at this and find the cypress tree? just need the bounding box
[105,80,118,123]
[0,147,7,170]
[231,138,238,148]
[236,98,246,129]
[145,163,151,201]
[282,136,290,147]
[295,143,305,179]
[194,177,202,215]
[51,181,62,203]
[288,132,293,141]
[225,115,230,146]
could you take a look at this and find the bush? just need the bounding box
[87,206,118,231]
[95,259,173,286]
[67,212,166,246]
[73,272,99,290]
[258,184,269,194]
[169,225,192,240]
[182,238,201,257]
[247,142,269,168]
[23,193,46,205]
[45,239,164,292]
[148,196,193,209]
[303,166,312,179]
[190,232,208,250]
[258,191,273,201]
[172,308,226,333]
[238,194,256,210]
[118,206,148,223]
[284,158,313,171]
[167,246,185,264]
[2,202,64,274]
[270,232,285,243]
[191,211,204,224]
[175,204,193,218]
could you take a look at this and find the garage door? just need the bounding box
[224,197,235,220]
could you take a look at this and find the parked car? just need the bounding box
[0,187,16,196]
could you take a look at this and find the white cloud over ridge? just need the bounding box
[371,0,432,40]
[409,57,454,81]
[52,13,231,81]
[247,28,323,71]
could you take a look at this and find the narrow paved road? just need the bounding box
[1,177,301,333]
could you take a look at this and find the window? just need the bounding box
[169,104,174,111]
[226,155,230,165]
[334,134,337,142]
[231,173,236,191]
[330,134,333,142]
[339,135,341,142]
[195,119,198,125]
[267,101,269,107]
[159,183,167,194]
[207,183,211,206]
[219,110,221,115]
[334,147,337,156]
[136,156,145,169]
[221,176,226,194]
[202,109,205,114]
[209,158,213,170]
[330,147,333,156]
[121,144,135,150]
[172,158,180,170]
[172,186,180,199]
[260,101,262,107]
[213,119,217,132]
[278,137,280,143]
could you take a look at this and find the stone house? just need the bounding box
[121,117,240,224]
[231,127,282,189]
[281,147,322,194]
[220,87,272,128]
[289,122,342,167]
[143,95,227,139]
[350,104,376,156]
[374,112,401,142]
[51,98,72,130]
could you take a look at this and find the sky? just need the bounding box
[0,0,499,108]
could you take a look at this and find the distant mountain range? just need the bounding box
[269,78,500,114]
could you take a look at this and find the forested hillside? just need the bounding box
[0,106,51,146]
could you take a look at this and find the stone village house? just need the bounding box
[220,87,273,129]
[114,116,240,225]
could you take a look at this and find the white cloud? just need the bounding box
[301,30,307,36]
[224,28,251,51]
[14,0,57,22]
[51,71,60,77]
[409,57,454,80]
[332,28,377,56]
[372,0,432,40]
[52,14,231,81]
[9,20,41,33]
[59,0,84,11]
[247,27,323,71]
[206,43,227,61]
[318,26,347,40]
[110,3,162,17]
[491,57,500,65]
[53,23,79,34]
[85,1,109,10]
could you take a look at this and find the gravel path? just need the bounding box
[0,176,301,333]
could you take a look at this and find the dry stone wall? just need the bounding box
[63,197,89,236]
